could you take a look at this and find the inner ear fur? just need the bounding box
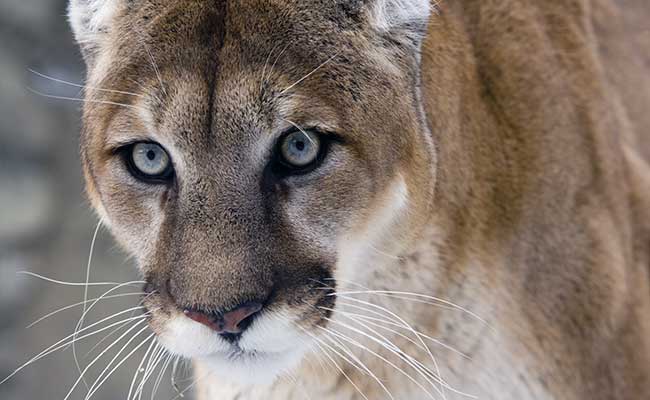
[68,0,121,64]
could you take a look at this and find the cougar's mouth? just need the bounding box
[140,277,336,385]
[153,307,315,384]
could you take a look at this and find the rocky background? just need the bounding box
[0,1,187,399]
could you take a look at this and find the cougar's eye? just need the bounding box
[279,130,321,168]
[126,142,173,182]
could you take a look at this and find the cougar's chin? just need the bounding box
[197,348,308,385]
[155,309,313,385]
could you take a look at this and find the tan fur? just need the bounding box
[70,0,650,399]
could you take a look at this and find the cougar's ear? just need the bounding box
[68,0,121,64]
[366,0,432,47]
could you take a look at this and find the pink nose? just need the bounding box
[183,302,263,335]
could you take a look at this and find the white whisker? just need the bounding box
[297,325,371,400]
[329,304,470,359]
[0,312,147,386]
[29,69,147,98]
[323,277,370,291]
[70,279,150,389]
[170,356,184,398]
[87,333,155,400]
[135,342,167,400]
[134,342,161,400]
[151,353,173,400]
[284,372,311,400]
[322,316,449,396]
[279,53,339,95]
[27,88,148,113]
[169,371,210,400]
[126,77,163,104]
[27,292,146,329]
[16,271,144,287]
[75,281,151,337]
[84,330,154,400]
[260,42,281,86]
[325,310,475,399]
[143,43,167,96]
[283,119,317,145]
[82,220,103,320]
[85,319,133,359]
[367,244,404,261]
[264,43,290,84]
[333,290,490,327]
[84,292,156,358]
[320,332,395,400]
[307,328,368,377]
[128,339,158,400]
[75,219,103,390]
[319,325,439,400]
[63,320,149,400]
[312,282,472,398]
[334,296,449,399]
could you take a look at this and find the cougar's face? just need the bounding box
[74,0,434,384]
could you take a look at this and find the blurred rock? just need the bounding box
[0,0,58,32]
[0,168,55,244]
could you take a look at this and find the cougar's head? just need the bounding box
[70,0,435,384]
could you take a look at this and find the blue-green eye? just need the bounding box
[128,142,173,181]
[279,130,321,168]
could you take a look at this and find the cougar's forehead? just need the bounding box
[87,0,408,134]
[97,1,348,90]
[80,0,428,242]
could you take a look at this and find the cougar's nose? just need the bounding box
[183,302,263,340]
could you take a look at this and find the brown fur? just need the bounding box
[71,0,650,399]
[419,1,650,398]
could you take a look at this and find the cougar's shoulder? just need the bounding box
[417,2,650,399]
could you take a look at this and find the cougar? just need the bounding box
[67,0,650,399]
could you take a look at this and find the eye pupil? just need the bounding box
[147,150,156,161]
[295,141,305,151]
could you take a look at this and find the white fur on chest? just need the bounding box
[196,260,554,400]
[444,327,555,400]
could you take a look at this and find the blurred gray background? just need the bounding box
[0,1,185,399]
